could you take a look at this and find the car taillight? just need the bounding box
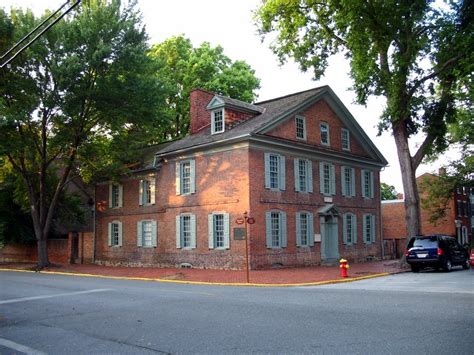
[437,248,444,256]
[405,249,410,256]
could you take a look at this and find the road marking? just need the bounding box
[0,288,112,305]
[0,337,46,355]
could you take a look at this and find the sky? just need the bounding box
[2,0,453,193]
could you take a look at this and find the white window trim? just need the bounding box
[264,153,286,191]
[139,177,156,206]
[361,169,374,199]
[208,212,230,250]
[341,166,355,197]
[341,128,350,151]
[296,211,314,247]
[176,159,196,196]
[343,213,357,245]
[108,220,122,247]
[211,108,225,134]
[137,219,157,248]
[320,122,330,146]
[176,213,197,249]
[108,183,123,209]
[295,115,307,140]
[319,162,336,195]
[363,214,376,244]
[294,158,313,193]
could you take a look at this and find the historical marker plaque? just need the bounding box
[233,227,246,240]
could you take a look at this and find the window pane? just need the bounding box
[182,215,191,248]
[271,212,280,247]
[296,116,305,139]
[323,164,331,194]
[344,168,352,196]
[111,185,119,207]
[213,110,223,132]
[300,213,308,246]
[142,221,152,247]
[320,123,329,145]
[181,161,191,194]
[112,223,119,246]
[342,129,350,150]
[346,215,353,244]
[298,159,307,192]
[214,214,224,248]
[365,215,371,242]
[269,155,279,189]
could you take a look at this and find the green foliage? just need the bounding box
[148,35,260,138]
[380,182,398,200]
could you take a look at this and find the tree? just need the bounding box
[0,0,163,268]
[148,35,261,138]
[381,182,398,200]
[255,0,473,243]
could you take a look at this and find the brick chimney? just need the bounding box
[189,88,215,135]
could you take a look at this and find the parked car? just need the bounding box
[470,249,474,267]
[405,235,470,272]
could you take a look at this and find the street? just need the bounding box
[1,268,473,354]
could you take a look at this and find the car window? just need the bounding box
[413,238,438,248]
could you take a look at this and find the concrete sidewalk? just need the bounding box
[0,259,407,286]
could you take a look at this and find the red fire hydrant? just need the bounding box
[339,258,349,278]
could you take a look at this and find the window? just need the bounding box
[320,122,330,145]
[294,158,313,193]
[319,162,335,195]
[296,212,314,247]
[264,153,285,190]
[108,184,123,208]
[107,221,122,247]
[265,211,287,248]
[176,214,196,249]
[363,214,376,244]
[457,200,463,217]
[137,220,157,247]
[341,166,355,197]
[341,128,350,151]
[208,213,230,249]
[343,213,357,245]
[176,160,196,195]
[211,108,224,134]
[295,115,306,140]
[361,170,374,198]
[139,178,155,206]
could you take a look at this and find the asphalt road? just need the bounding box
[0,268,473,354]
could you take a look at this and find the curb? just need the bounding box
[0,268,391,287]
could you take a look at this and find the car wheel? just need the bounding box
[462,260,470,270]
[411,265,420,273]
[443,259,452,272]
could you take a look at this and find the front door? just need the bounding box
[321,216,339,263]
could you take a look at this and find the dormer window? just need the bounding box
[211,108,224,134]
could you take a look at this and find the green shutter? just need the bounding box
[319,162,324,193]
[363,214,368,244]
[353,215,358,244]
[351,168,356,197]
[265,211,272,248]
[208,214,214,249]
[108,184,113,208]
[279,155,286,191]
[190,159,196,193]
[107,222,112,246]
[371,215,376,243]
[307,160,313,193]
[294,159,300,192]
[361,170,366,198]
[264,153,270,188]
[190,214,197,249]
[137,221,143,247]
[343,214,348,244]
[370,172,374,198]
[176,216,181,248]
[175,162,181,195]
[150,178,156,204]
[118,184,123,207]
[341,167,346,196]
[308,213,314,246]
[139,180,144,205]
[330,164,336,195]
[223,213,230,249]
[152,220,157,247]
[118,222,123,247]
[281,212,287,248]
[296,212,302,246]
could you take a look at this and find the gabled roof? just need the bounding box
[207,95,264,114]
[155,86,387,167]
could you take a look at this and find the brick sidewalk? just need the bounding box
[0,259,406,285]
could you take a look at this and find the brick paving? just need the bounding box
[0,260,406,285]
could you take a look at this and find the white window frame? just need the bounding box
[108,183,123,208]
[295,115,306,140]
[361,170,374,199]
[341,166,355,197]
[108,221,122,247]
[139,177,155,206]
[176,213,196,249]
[208,212,230,249]
[343,213,357,245]
[363,214,376,244]
[319,162,336,195]
[137,220,157,248]
[265,210,287,249]
[320,122,330,146]
[294,158,313,193]
[341,128,350,151]
[264,153,286,191]
[211,108,225,134]
[296,211,314,247]
[176,159,196,195]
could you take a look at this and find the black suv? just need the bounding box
[405,235,470,272]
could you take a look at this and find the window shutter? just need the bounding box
[264,153,270,188]
[152,220,157,247]
[308,213,314,246]
[175,162,181,195]
[370,172,374,198]
[281,212,287,248]
[294,159,300,192]
[343,214,348,244]
[118,222,123,247]
[330,164,336,195]
[296,212,302,246]
[190,214,197,249]
[107,223,112,246]
[353,215,358,244]
[319,162,324,193]
[137,221,143,247]
[208,214,214,249]
[176,216,181,249]
[351,168,356,197]
[108,184,113,208]
[118,184,123,207]
[139,180,144,205]
[307,160,313,193]
[190,159,196,193]
[223,213,230,249]
[279,155,286,190]
[363,214,368,244]
[361,170,366,198]
[150,178,156,204]
[265,211,272,248]
[371,215,376,243]
[341,167,347,196]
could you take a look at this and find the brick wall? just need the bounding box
[0,239,69,264]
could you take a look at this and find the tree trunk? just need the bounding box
[37,237,50,269]
[393,122,421,265]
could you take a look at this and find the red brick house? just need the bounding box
[382,173,472,258]
[94,86,388,269]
